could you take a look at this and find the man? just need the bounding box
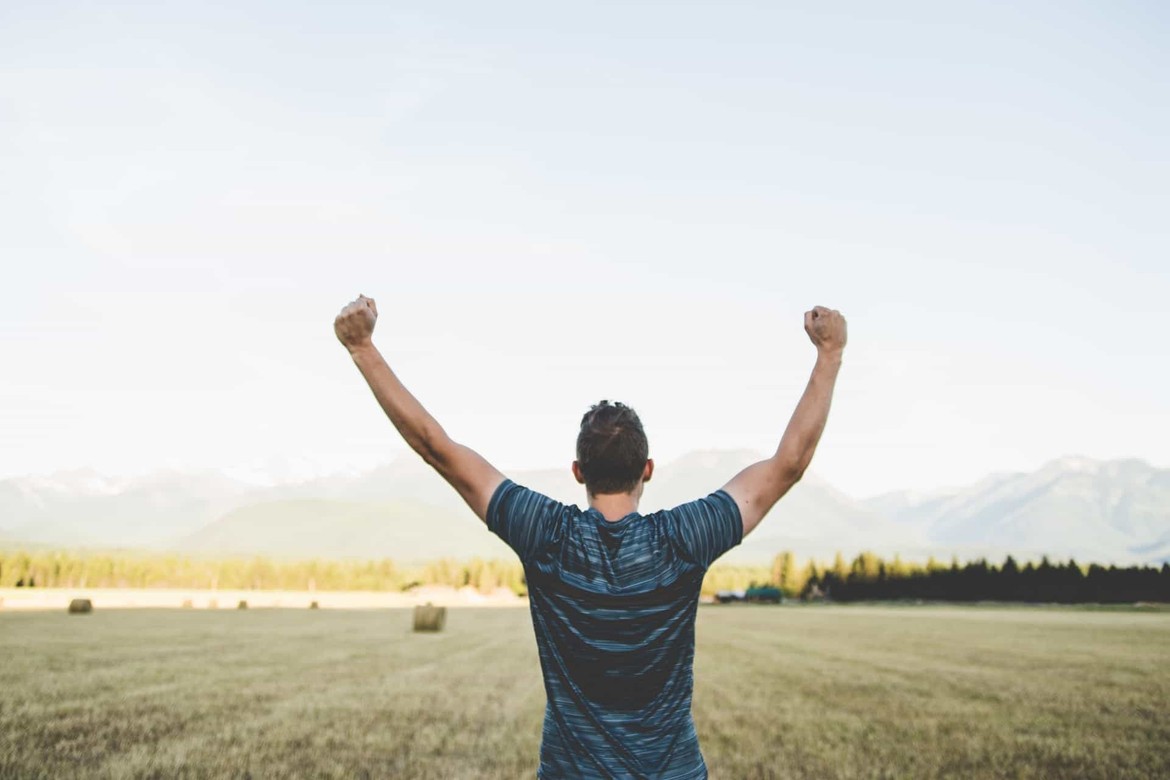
[334,295,846,779]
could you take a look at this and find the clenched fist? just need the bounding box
[804,306,847,355]
[334,295,378,353]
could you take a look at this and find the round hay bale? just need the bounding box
[413,602,446,632]
[68,598,93,614]
[237,600,248,610]
[181,599,194,609]
[309,600,319,609]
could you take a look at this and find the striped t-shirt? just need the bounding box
[487,480,743,779]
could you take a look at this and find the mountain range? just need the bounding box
[1,453,1167,565]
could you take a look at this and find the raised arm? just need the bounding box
[333,295,505,521]
[721,306,846,537]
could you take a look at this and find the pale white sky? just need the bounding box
[2,1,1167,497]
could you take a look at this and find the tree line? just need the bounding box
[0,550,525,595]
[1,548,1167,603]
[764,550,1170,604]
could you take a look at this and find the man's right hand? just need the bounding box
[334,295,378,353]
[804,306,847,355]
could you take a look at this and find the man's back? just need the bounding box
[488,480,742,779]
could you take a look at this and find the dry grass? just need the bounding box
[1,605,1167,779]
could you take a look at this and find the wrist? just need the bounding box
[816,347,843,366]
[347,341,379,362]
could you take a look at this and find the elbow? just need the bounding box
[411,426,451,469]
[417,444,444,470]
[774,456,808,486]
[783,463,807,486]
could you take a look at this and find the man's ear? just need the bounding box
[572,461,586,485]
[643,458,654,484]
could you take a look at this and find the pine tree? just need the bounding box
[770,553,786,588]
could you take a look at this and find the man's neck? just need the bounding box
[587,490,641,522]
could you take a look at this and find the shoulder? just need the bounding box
[657,490,741,524]
[489,480,582,514]
[486,480,583,533]
[651,490,744,567]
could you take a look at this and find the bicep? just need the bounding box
[427,440,506,523]
[720,457,801,537]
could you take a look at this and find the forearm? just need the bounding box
[348,342,450,462]
[334,295,504,521]
[721,306,846,536]
[771,350,842,480]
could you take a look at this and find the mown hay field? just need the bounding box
[1,604,1167,779]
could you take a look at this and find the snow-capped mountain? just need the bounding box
[1,454,1167,564]
[865,456,1170,564]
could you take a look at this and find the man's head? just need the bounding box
[572,400,653,496]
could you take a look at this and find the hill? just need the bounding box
[183,498,512,561]
[3,453,1168,564]
[0,469,251,548]
[866,456,1170,564]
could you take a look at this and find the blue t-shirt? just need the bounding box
[487,480,743,779]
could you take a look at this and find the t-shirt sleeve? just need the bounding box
[660,489,744,569]
[486,479,567,564]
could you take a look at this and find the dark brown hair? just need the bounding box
[576,400,649,494]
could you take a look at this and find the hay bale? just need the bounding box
[309,600,319,609]
[181,599,194,609]
[413,602,446,632]
[237,600,248,610]
[68,598,93,614]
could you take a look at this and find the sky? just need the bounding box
[1,0,1167,498]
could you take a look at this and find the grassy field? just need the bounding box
[1,605,1167,779]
